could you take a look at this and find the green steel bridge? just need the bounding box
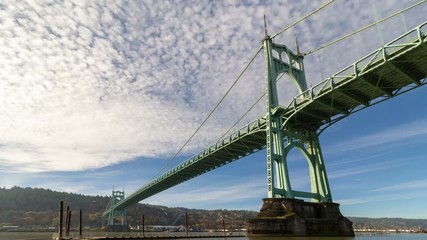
[103,20,427,225]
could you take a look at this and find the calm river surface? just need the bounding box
[1,232,427,240]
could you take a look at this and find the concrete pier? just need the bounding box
[247,198,354,237]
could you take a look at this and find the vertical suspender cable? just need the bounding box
[370,0,384,46]
[304,0,427,56]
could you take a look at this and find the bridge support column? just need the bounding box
[247,128,353,237]
[247,198,354,237]
[104,190,129,232]
[250,31,354,237]
[263,32,334,203]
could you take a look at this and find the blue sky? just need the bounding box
[0,0,426,219]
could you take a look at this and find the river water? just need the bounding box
[1,232,427,240]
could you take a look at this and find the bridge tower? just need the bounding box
[263,36,332,202]
[247,33,354,236]
[104,189,128,232]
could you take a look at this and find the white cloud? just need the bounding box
[328,162,389,180]
[371,179,427,193]
[337,190,427,207]
[328,118,427,154]
[0,0,425,177]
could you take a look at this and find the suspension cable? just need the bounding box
[216,72,287,141]
[271,0,335,39]
[217,93,265,141]
[303,0,427,56]
[152,45,263,179]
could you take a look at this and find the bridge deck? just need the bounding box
[104,21,427,216]
[284,21,427,130]
[109,118,267,211]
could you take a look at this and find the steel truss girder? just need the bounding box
[316,98,349,116]
[359,75,392,97]
[386,61,421,86]
[282,21,427,132]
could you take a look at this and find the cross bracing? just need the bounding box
[103,20,427,217]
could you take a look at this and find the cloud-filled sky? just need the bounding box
[0,0,426,219]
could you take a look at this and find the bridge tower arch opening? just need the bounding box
[283,131,332,203]
[284,130,332,203]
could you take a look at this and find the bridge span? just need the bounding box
[103,21,427,219]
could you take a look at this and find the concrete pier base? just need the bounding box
[247,198,354,237]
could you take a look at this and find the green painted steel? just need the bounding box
[264,33,332,202]
[103,118,267,214]
[282,21,427,133]
[103,21,427,217]
[282,128,332,202]
[105,190,127,226]
[264,36,294,199]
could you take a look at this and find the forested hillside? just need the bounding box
[0,186,256,230]
[349,217,427,231]
[0,186,109,228]
[1,187,426,232]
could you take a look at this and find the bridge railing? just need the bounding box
[285,20,426,123]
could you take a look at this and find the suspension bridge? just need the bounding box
[102,2,427,235]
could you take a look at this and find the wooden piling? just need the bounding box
[65,206,69,237]
[59,201,63,240]
[141,215,145,236]
[222,218,225,235]
[67,210,72,236]
[79,209,83,238]
[185,212,188,236]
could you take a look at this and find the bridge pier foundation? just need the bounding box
[247,198,354,237]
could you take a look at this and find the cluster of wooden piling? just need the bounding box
[56,201,231,240]
[58,201,83,240]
